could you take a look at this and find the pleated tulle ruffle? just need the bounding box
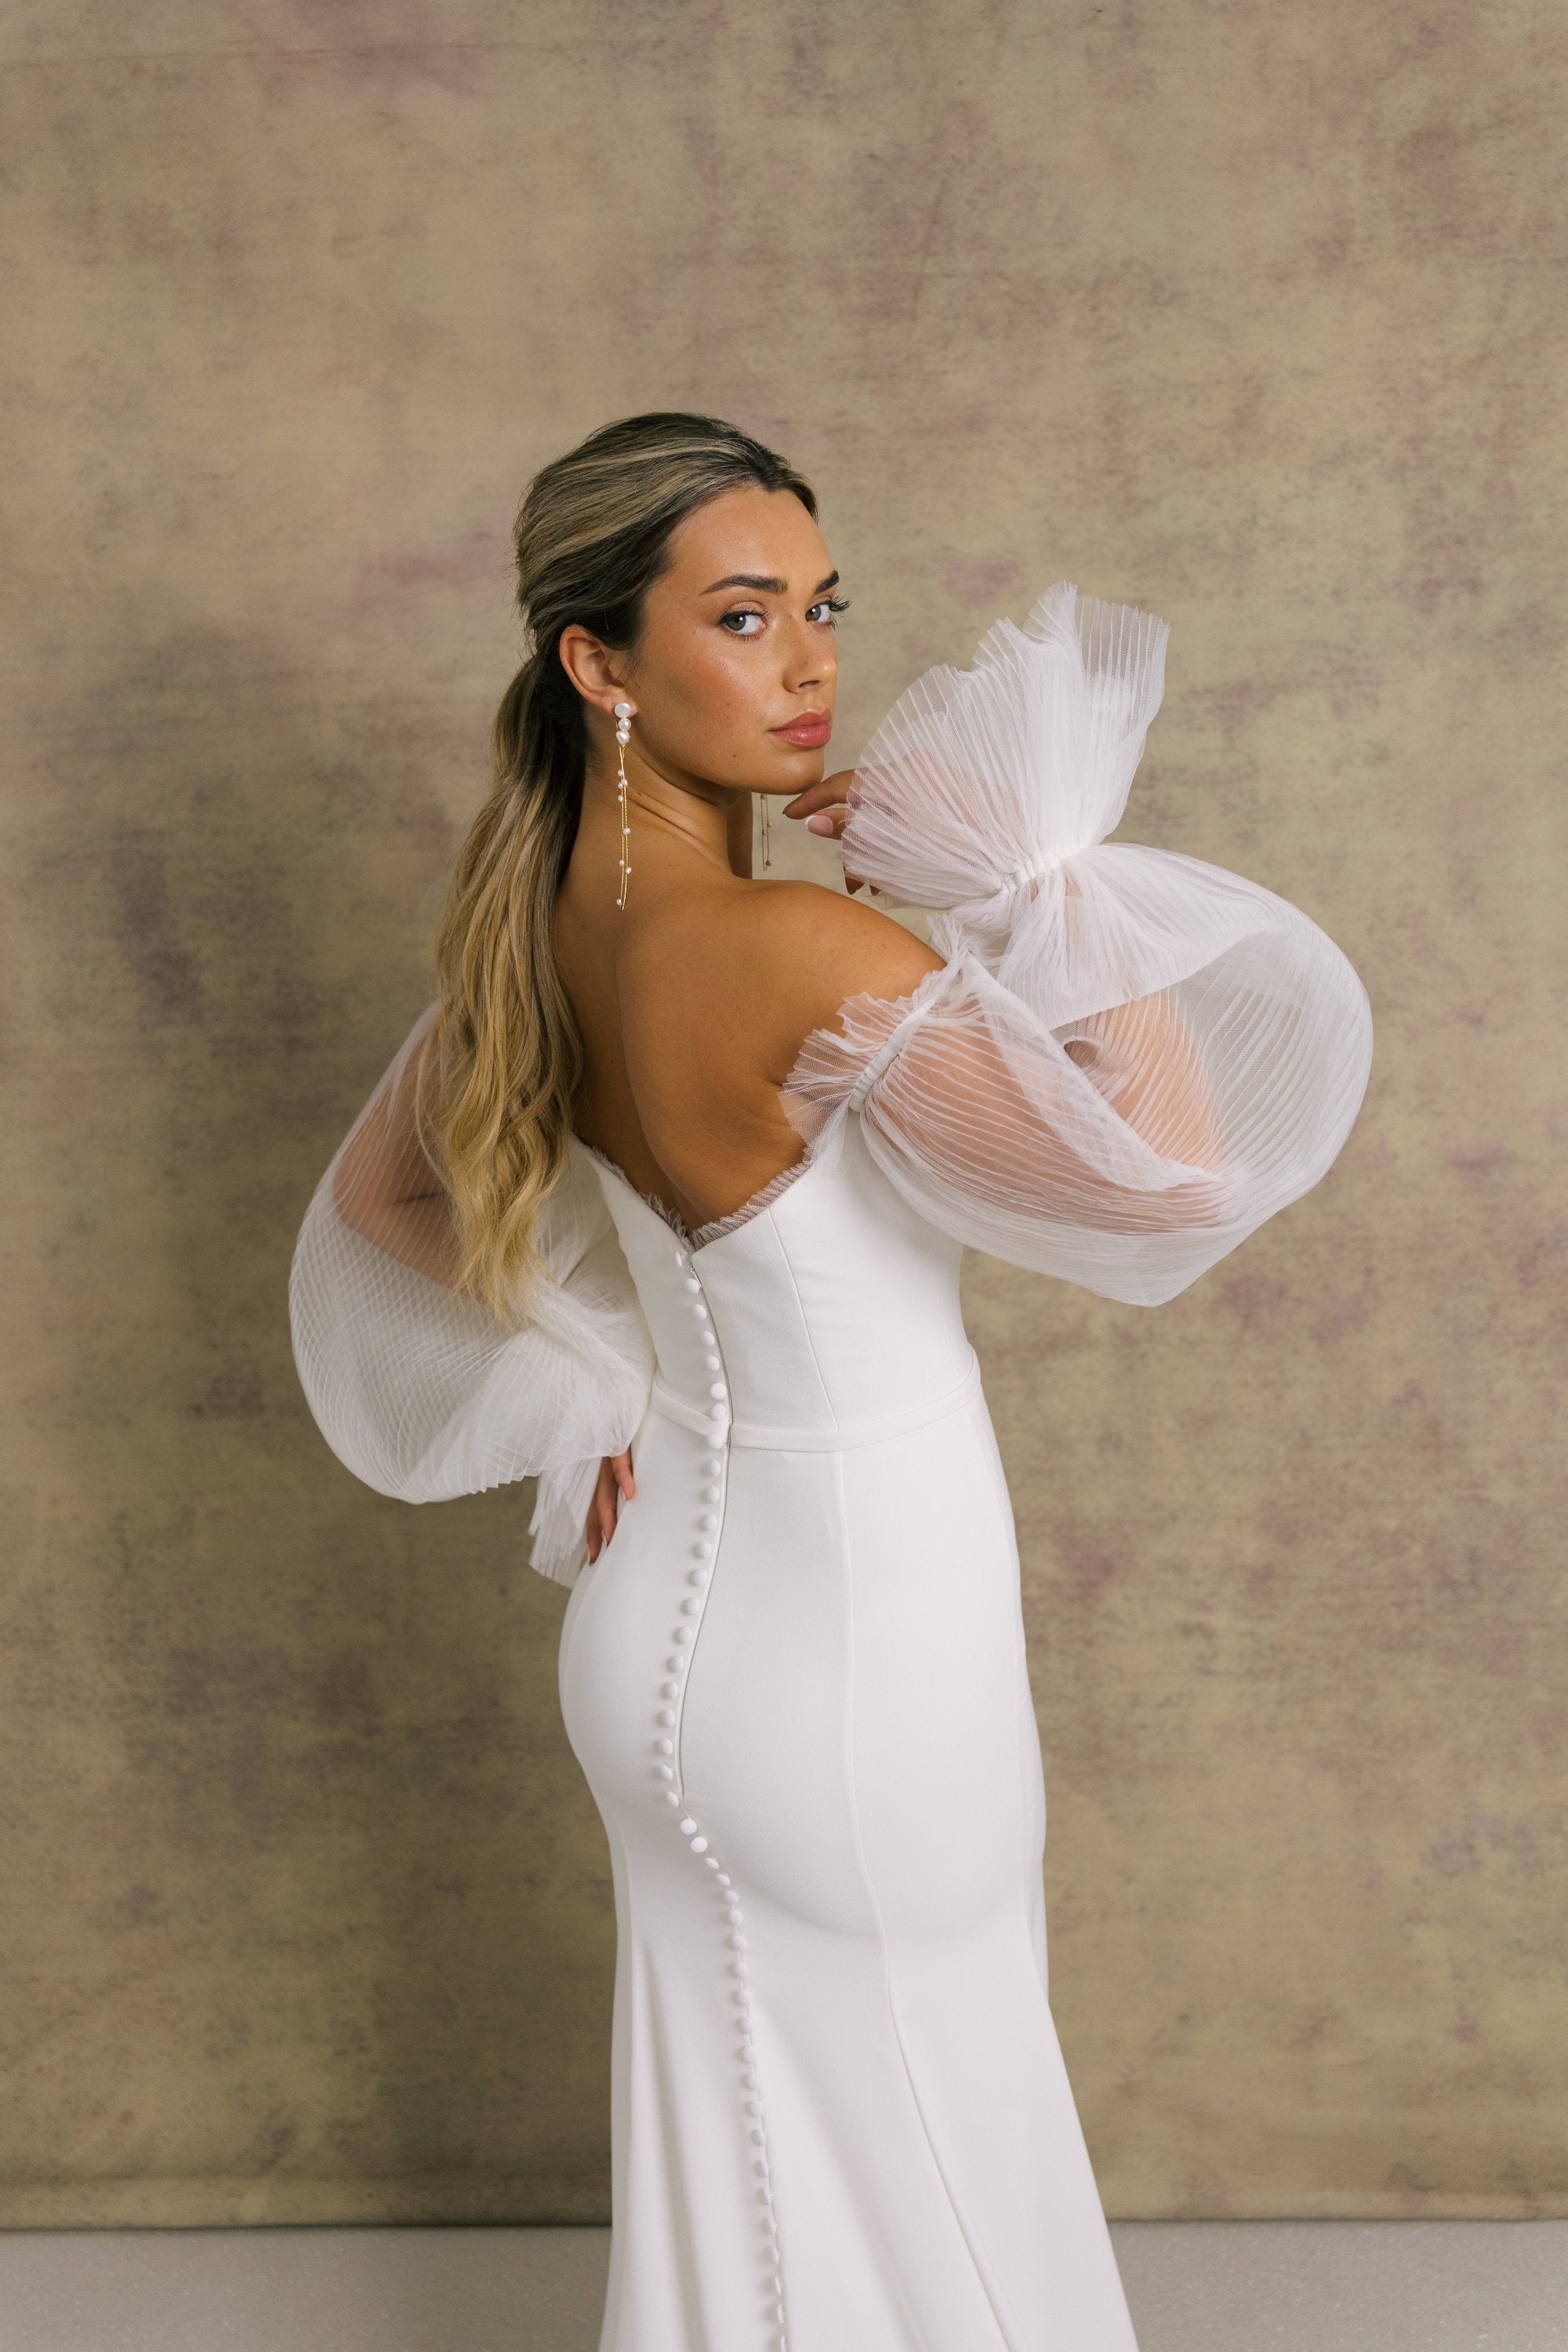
[289,579,1373,1583]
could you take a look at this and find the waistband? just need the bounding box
[649,1348,982,1453]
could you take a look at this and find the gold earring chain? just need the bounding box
[613,702,633,909]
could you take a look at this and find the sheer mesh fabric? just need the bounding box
[781,582,1374,1305]
[289,579,1373,1587]
[288,1004,656,1585]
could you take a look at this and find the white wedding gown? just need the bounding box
[291,586,1374,2351]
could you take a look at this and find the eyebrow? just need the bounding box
[699,569,840,597]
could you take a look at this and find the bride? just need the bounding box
[290,412,1373,2350]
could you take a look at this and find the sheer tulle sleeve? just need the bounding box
[289,1004,655,1586]
[781,583,1374,1308]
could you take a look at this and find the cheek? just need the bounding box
[681,637,763,715]
[664,637,771,752]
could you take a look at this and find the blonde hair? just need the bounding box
[426,412,817,1324]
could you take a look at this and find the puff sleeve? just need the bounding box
[780,583,1374,1308]
[289,1004,655,1585]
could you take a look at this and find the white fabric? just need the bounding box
[561,1121,1140,2350]
[781,579,1374,1307]
[289,576,1372,1585]
[288,1004,656,1585]
[287,581,1373,2349]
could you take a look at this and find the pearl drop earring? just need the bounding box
[613,701,634,910]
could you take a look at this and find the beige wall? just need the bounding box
[2,0,1563,2227]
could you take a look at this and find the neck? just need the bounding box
[580,742,738,877]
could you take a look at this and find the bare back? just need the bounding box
[551,837,941,1235]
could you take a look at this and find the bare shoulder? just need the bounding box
[731,878,946,1070]
[611,869,946,1127]
[741,877,942,992]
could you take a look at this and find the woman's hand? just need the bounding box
[782,771,870,895]
[584,1448,636,1563]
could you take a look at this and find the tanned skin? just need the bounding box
[551,483,942,1559]
[336,485,1224,1557]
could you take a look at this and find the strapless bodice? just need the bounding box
[575,1117,978,1451]
[290,575,1372,1595]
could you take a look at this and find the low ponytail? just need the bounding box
[426,647,586,1325]
[423,412,816,1324]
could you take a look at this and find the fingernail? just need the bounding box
[805,813,834,834]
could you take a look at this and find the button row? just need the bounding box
[647,1246,786,2348]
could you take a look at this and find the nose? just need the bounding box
[781,612,836,695]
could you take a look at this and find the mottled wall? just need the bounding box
[2,0,1562,2227]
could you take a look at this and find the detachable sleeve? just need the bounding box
[288,1003,655,1586]
[781,583,1374,1308]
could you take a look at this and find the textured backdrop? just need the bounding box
[2,0,1563,2227]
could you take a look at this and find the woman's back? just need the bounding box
[551,844,939,1241]
[289,411,1374,2352]
[543,462,939,1237]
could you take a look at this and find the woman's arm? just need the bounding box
[1056,989,1228,1181]
[771,584,1370,1305]
[329,1019,463,1289]
[851,988,1240,1240]
[768,808,1236,1236]
[291,1006,658,1574]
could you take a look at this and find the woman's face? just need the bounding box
[568,482,843,797]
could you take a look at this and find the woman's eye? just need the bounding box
[719,609,766,636]
[808,596,850,626]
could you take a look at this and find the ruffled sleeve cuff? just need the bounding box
[780,583,1374,1308]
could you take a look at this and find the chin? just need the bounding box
[767,745,827,782]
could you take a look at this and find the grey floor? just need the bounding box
[1,2222,1565,2351]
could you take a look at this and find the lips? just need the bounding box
[771,713,833,749]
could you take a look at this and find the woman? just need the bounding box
[290,412,1373,2351]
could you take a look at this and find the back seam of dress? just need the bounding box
[832,1445,1036,2352]
[765,1200,844,1443]
[956,1395,1052,2002]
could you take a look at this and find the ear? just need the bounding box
[557,623,635,716]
